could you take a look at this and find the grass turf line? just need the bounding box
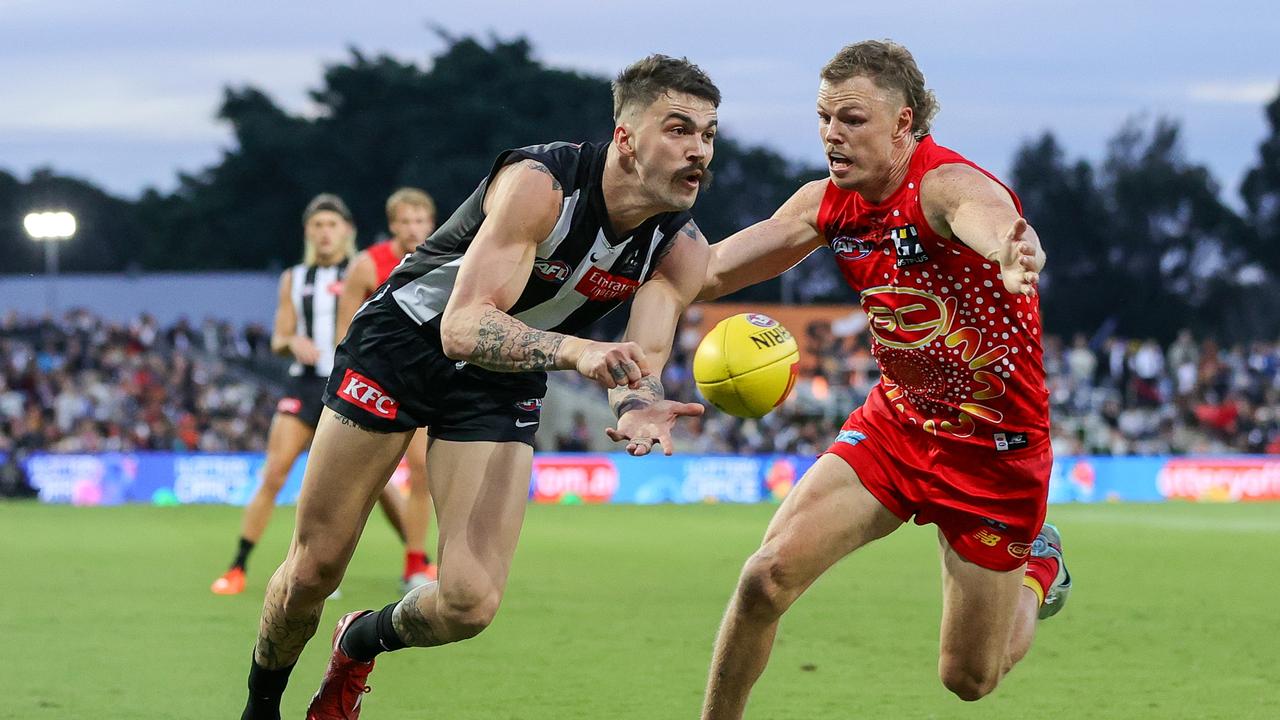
[1,501,1277,719]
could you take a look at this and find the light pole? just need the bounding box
[23,210,77,316]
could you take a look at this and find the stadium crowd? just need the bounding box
[659,311,1280,458]
[2,309,1278,457]
[0,310,277,454]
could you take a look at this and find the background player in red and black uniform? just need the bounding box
[698,41,1069,717]
[211,194,397,595]
[338,187,439,591]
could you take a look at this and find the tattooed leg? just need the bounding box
[254,560,325,668]
[248,408,412,665]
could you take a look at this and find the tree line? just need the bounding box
[1,34,1277,341]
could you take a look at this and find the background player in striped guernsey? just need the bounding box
[697,41,1070,717]
[211,194,411,597]
[338,187,440,592]
[239,55,719,719]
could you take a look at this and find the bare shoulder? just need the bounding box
[677,218,709,245]
[775,179,828,219]
[490,158,564,194]
[921,163,1014,208]
[767,179,830,243]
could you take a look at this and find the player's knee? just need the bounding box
[939,658,1000,701]
[736,553,795,619]
[258,461,292,494]
[285,554,344,602]
[436,584,502,640]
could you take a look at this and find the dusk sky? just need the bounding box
[3,1,1277,206]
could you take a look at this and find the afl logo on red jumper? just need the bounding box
[830,234,877,261]
[746,313,777,328]
[533,259,571,283]
[337,369,399,419]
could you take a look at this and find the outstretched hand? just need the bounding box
[605,400,705,456]
[994,218,1041,296]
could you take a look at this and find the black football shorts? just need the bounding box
[323,294,547,446]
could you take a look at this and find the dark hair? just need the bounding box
[612,54,721,121]
[821,40,938,138]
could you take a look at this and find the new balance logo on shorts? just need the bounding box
[993,432,1029,452]
[337,369,399,420]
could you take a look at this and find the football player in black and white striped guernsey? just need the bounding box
[212,195,410,597]
[239,56,720,720]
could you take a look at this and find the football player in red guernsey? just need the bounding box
[698,41,1070,717]
[338,188,439,592]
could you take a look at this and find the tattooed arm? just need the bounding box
[604,220,709,456]
[440,159,651,389]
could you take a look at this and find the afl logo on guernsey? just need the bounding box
[533,259,571,283]
[830,234,877,261]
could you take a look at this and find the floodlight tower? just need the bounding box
[22,210,77,315]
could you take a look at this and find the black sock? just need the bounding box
[241,658,294,720]
[232,537,255,571]
[340,602,408,662]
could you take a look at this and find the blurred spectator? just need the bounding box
[1,309,277,453]
[3,308,1279,457]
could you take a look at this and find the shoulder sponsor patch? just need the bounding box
[890,224,928,267]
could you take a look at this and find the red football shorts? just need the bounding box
[823,404,1052,572]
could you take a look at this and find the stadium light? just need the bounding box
[23,210,77,315]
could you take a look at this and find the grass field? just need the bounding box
[3,501,1278,719]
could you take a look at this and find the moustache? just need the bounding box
[676,164,714,191]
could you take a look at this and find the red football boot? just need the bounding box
[305,611,376,719]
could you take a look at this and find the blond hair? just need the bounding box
[385,187,436,224]
[821,40,939,138]
[302,211,356,267]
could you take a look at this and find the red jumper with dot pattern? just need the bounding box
[817,135,1050,452]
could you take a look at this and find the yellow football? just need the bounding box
[693,313,800,418]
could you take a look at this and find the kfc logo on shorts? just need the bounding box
[337,369,399,419]
[533,259,571,283]
[746,313,777,328]
[1007,542,1032,559]
[277,397,302,415]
